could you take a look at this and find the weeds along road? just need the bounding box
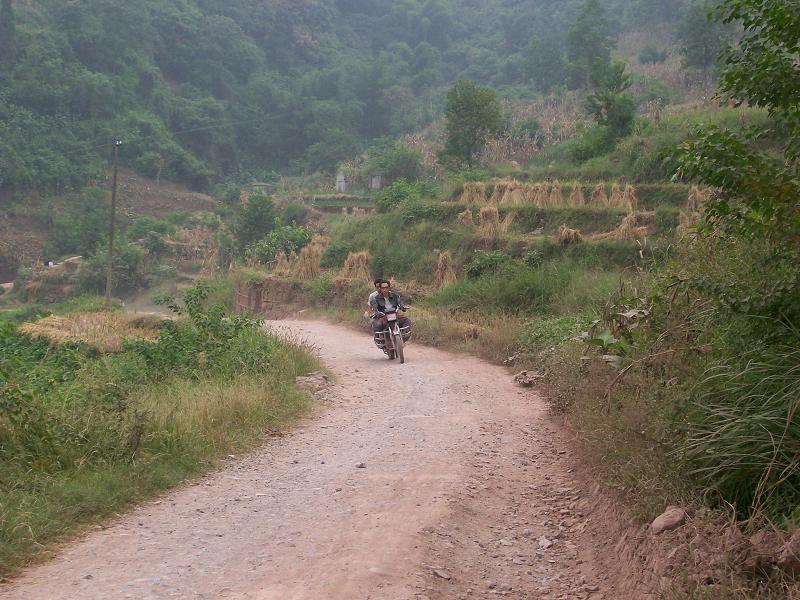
[0,320,626,600]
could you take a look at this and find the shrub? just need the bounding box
[466,251,512,279]
[320,241,353,268]
[281,203,309,226]
[245,225,312,264]
[365,139,423,183]
[638,45,667,64]
[78,241,148,295]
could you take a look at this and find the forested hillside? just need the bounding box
[0,0,704,192]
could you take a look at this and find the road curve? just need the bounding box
[0,320,623,600]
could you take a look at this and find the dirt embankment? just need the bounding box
[0,320,654,600]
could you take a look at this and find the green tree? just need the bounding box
[365,138,422,183]
[441,80,503,166]
[232,195,277,253]
[566,0,615,89]
[525,28,566,93]
[677,1,729,69]
[0,0,16,70]
[585,60,636,137]
[673,0,800,253]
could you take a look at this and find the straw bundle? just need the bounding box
[340,251,371,281]
[274,251,290,274]
[678,186,712,236]
[622,185,638,214]
[457,208,474,226]
[296,244,322,280]
[19,312,162,353]
[549,180,564,208]
[478,206,502,239]
[505,182,527,205]
[557,224,583,245]
[609,184,624,209]
[489,179,512,204]
[590,183,608,207]
[608,213,648,242]
[531,183,548,208]
[568,182,585,208]
[461,182,487,204]
[501,212,516,234]
[434,251,457,289]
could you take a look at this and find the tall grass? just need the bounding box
[682,331,800,522]
[0,288,319,575]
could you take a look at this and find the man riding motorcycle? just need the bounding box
[369,280,411,345]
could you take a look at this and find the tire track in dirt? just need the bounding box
[0,320,636,599]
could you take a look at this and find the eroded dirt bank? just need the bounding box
[0,320,644,599]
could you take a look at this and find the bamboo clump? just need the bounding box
[557,224,583,245]
[568,182,585,208]
[340,251,371,281]
[461,182,486,204]
[434,251,457,289]
[457,208,474,226]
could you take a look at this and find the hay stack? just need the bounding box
[489,179,512,204]
[505,181,527,205]
[457,208,474,226]
[501,212,516,234]
[478,206,502,239]
[274,251,290,274]
[608,213,648,242]
[568,183,585,208]
[557,224,583,245]
[340,251,371,281]
[531,183,548,207]
[296,244,322,280]
[609,183,624,209]
[678,186,712,236]
[461,182,486,204]
[591,183,608,207]
[623,185,638,214]
[549,180,564,208]
[434,251,457,289]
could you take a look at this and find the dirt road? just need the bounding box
[0,320,632,600]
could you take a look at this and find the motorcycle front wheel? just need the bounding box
[394,328,404,364]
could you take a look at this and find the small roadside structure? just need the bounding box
[335,173,347,193]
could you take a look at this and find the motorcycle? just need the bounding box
[373,307,411,363]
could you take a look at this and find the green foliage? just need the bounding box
[441,80,503,166]
[0,0,16,70]
[320,241,353,268]
[232,196,277,253]
[0,283,317,573]
[281,203,309,226]
[465,251,512,279]
[364,138,423,183]
[566,0,615,89]
[77,240,148,295]
[677,1,730,69]
[638,45,667,64]
[45,188,108,258]
[375,178,422,212]
[245,224,312,264]
[585,60,636,138]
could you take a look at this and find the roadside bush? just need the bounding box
[245,225,312,264]
[77,241,148,295]
[320,241,353,268]
[466,250,512,279]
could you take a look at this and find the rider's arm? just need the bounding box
[368,294,380,316]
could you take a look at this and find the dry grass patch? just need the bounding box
[19,312,163,352]
[340,251,371,281]
[434,251,457,290]
[557,224,584,245]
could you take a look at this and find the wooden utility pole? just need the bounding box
[105,140,122,306]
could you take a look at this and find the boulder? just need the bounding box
[649,506,687,535]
